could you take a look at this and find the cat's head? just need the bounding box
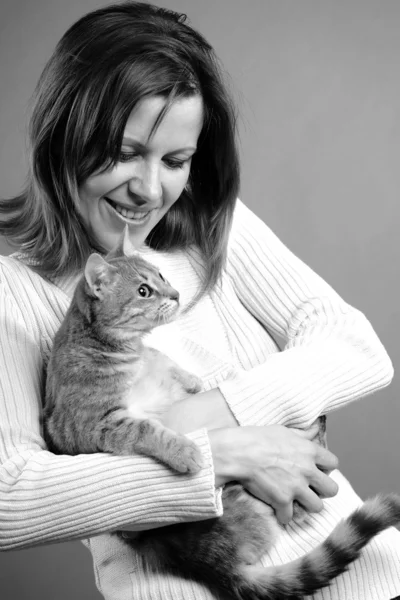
[81,229,180,334]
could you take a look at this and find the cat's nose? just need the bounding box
[170,290,180,302]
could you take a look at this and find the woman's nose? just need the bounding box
[128,162,162,205]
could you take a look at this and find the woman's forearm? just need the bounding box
[164,393,339,524]
[0,430,222,550]
[163,388,238,433]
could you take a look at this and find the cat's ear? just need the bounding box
[84,253,118,299]
[106,226,138,260]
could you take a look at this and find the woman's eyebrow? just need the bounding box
[121,138,147,151]
[122,136,196,154]
[165,146,197,155]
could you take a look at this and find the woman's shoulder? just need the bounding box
[230,198,272,233]
[228,198,275,249]
[0,251,37,272]
[0,252,48,293]
[0,253,72,334]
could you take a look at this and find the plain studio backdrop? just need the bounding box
[1,1,399,599]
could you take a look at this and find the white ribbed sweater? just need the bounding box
[0,200,399,600]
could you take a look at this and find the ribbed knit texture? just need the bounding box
[0,199,399,599]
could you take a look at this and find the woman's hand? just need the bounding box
[164,388,339,525]
[208,424,339,524]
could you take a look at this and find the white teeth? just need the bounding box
[111,202,149,221]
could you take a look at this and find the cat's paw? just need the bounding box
[183,374,202,394]
[171,367,202,394]
[168,439,204,474]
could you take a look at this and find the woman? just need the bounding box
[0,2,399,599]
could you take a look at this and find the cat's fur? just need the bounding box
[44,230,400,600]
[44,238,203,474]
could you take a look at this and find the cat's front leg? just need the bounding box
[147,348,202,394]
[169,366,202,394]
[97,412,204,474]
[131,418,205,473]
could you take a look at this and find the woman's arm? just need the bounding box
[0,270,223,550]
[164,390,339,524]
[217,200,393,429]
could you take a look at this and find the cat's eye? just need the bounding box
[137,284,153,298]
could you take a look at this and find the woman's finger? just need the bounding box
[315,446,339,473]
[295,485,324,514]
[268,487,294,525]
[291,424,319,439]
[274,503,294,525]
[309,468,339,499]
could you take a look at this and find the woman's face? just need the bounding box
[79,94,204,251]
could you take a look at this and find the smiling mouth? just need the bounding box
[105,198,151,223]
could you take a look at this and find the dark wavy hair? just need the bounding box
[0,1,240,296]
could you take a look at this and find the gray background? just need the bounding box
[1,1,399,598]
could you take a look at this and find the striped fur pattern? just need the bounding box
[134,487,400,599]
[44,232,204,474]
[44,231,400,599]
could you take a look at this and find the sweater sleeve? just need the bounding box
[218,200,394,428]
[0,265,222,550]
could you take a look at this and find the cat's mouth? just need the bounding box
[156,302,179,325]
[104,197,152,225]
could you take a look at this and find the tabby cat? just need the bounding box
[44,229,400,600]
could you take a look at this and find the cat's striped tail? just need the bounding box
[236,493,400,600]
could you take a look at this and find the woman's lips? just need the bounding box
[104,197,151,224]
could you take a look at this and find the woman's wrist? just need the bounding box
[164,388,238,434]
[202,388,238,430]
[163,388,239,488]
[207,427,244,488]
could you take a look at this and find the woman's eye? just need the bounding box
[119,152,139,163]
[164,158,187,170]
[137,284,153,298]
